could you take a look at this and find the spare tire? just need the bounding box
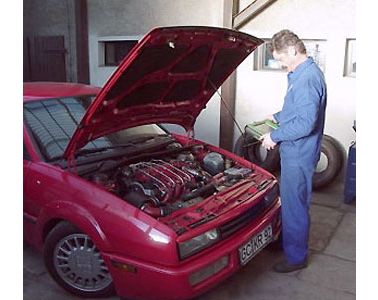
[233,135,247,157]
[246,142,280,172]
[233,134,280,172]
[234,133,343,189]
[312,135,344,190]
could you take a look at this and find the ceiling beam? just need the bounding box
[233,0,276,29]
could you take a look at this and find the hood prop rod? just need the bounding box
[207,78,244,137]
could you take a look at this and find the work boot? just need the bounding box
[273,259,308,273]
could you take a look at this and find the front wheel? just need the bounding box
[44,221,115,298]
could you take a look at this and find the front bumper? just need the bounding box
[103,199,281,300]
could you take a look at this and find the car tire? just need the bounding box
[312,135,344,190]
[44,221,115,298]
[235,133,343,189]
[233,135,247,157]
[246,142,280,173]
[234,134,280,172]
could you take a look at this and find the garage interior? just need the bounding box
[23,0,356,299]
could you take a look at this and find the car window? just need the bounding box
[23,95,168,161]
[23,95,96,161]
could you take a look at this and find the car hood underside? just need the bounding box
[64,26,263,158]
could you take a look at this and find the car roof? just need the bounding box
[23,82,101,102]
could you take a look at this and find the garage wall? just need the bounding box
[24,0,355,152]
[23,0,78,82]
[235,0,356,153]
[87,0,225,146]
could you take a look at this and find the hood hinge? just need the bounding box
[186,127,195,146]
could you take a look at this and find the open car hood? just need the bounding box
[64,26,263,158]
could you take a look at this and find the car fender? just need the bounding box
[36,200,111,251]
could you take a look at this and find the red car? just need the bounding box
[23,26,281,300]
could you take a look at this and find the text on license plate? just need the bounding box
[238,224,273,266]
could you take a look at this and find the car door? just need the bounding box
[23,141,38,244]
[23,123,52,247]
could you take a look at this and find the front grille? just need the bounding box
[218,199,268,239]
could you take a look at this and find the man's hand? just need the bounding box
[260,133,277,150]
[266,115,277,123]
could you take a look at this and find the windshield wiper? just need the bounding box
[126,134,169,144]
[74,143,137,157]
[74,134,171,157]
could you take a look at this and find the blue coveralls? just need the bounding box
[270,57,327,264]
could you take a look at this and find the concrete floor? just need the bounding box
[23,180,356,300]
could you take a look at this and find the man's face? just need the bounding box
[272,47,296,72]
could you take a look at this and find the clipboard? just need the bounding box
[245,120,279,140]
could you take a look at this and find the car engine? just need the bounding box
[86,143,257,218]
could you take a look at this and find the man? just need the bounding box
[260,29,327,273]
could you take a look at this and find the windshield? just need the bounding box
[23,95,168,161]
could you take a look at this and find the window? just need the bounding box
[254,41,281,70]
[23,95,98,161]
[99,40,138,66]
[23,95,168,162]
[254,39,327,72]
[305,41,326,72]
[344,39,356,77]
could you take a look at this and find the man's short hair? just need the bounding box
[270,30,306,54]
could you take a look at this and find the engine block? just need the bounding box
[127,159,207,204]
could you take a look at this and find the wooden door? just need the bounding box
[24,35,67,82]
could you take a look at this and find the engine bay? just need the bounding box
[79,138,275,228]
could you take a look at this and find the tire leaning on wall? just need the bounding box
[233,133,343,189]
[233,134,280,172]
[312,134,344,190]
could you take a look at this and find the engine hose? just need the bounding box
[140,203,171,217]
[140,204,162,218]
[180,182,217,202]
[124,190,173,217]
[179,173,227,202]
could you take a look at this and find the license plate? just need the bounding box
[238,224,273,266]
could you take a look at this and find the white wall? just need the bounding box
[86,0,356,152]
[236,0,356,153]
[87,0,224,146]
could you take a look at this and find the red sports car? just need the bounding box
[23,26,281,300]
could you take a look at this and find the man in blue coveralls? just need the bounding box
[260,30,327,273]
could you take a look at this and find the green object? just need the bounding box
[245,120,279,140]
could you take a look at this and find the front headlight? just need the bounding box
[264,184,279,206]
[178,229,220,259]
